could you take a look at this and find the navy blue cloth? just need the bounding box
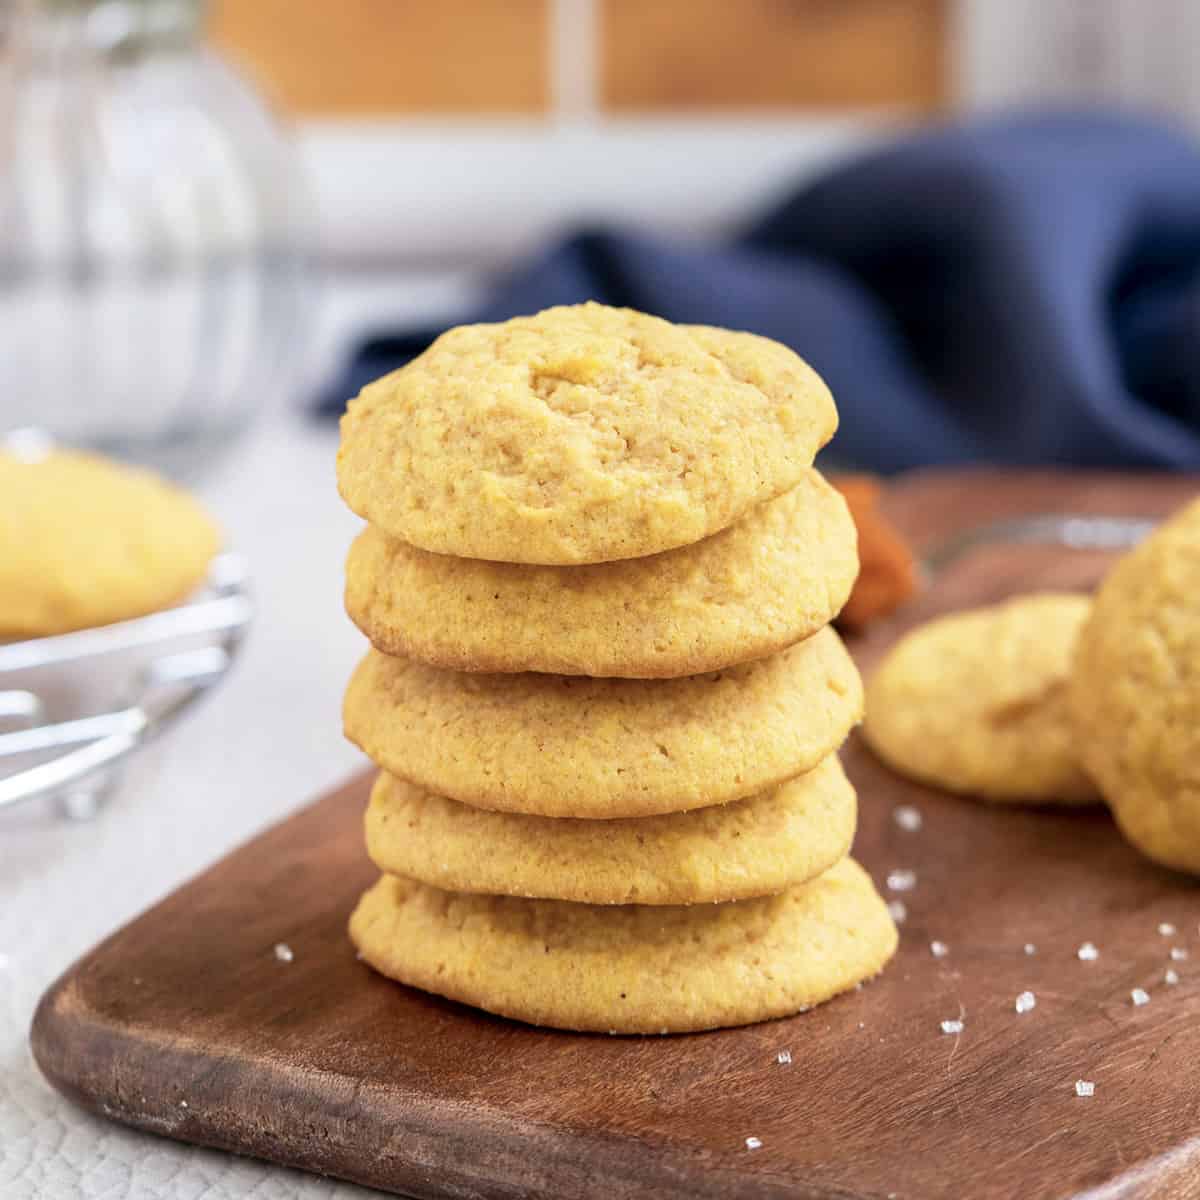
[319,112,1200,471]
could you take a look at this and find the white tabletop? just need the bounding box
[0,275,459,1197]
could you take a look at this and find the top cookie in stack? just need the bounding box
[338,301,837,567]
[338,302,896,1034]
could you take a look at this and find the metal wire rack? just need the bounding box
[0,552,252,818]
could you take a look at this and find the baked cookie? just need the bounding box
[337,303,837,565]
[863,594,1097,803]
[344,625,863,818]
[1070,500,1200,872]
[364,754,856,905]
[345,469,858,678]
[349,857,896,1034]
[0,447,221,638]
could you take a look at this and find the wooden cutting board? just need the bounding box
[32,469,1200,1200]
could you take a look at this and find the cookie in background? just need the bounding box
[1070,497,1200,873]
[0,445,221,638]
[863,593,1098,805]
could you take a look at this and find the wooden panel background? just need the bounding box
[208,0,948,116]
[602,0,948,113]
[208,0,551,116]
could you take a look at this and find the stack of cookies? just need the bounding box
[337,303,896,1034]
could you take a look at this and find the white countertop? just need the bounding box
[0,283,429,1197]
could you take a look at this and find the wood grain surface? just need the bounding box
[31,470,1200,1199]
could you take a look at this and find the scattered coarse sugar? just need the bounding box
[776,1049,792,1065]
[1158,922,1177,936]
[893,805,923,832]
[273,942,294,963]
[1165,968,1180,986]
[887,900,908,924]
[1077,942,1099,962]
[1023,943,1037,956]
[1015,991,1036,1014]
[1075,1080,1095,1098]
[940,1019,964,1035]
[886,869,916,892]
[745,1136,762,1151]
[929,941,949,958]
[1131,988,1150,1007]
[1170,947,1189,961]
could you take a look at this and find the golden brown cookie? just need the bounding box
[344,625,863,818]
[0,448,221,638]
[1070,500,1200,871]
[337,302,837,565]
[863,594,1097,803]
[345,469,858,677]
[349,857,896,1034]
[364,754,856,905]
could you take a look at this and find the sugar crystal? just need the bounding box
[1077,942,1099,962]
[1170,947,1188,961]
[887,869,916,892]
[1075,1080,1095,1097]
[273,942,294,964]
[777,1049,792,1065]
[1166,968,1180,986]
[1131,987,1150,1007]
[1023,943,1037,956]
[930,941,949,958]
[1015,991,1036,1014]
[940,1019,964,1035]
[887,899,908,923]
[745,1136,762,1150]
[893,805,923,832]
[1158,922,1177,936]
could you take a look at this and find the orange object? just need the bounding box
[832,474,921,631]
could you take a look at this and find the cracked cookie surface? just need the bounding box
[337,302,837,564]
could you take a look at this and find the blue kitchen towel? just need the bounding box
[318,111,1200,471]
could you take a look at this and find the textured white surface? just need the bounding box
[0,412,384,1197]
